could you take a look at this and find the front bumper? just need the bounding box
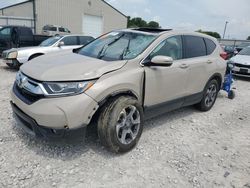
[11,101,72,138]
[232,65,250,77]
[11,88,99,131]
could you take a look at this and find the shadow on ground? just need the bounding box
[12,106,199,160]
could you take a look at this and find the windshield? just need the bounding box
[238,47,250,56]
[78,31,157,61]
[39,36,62,47]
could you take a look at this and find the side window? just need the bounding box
[19,28,32,36]
[59,27,65,32]
[79,36,94,45]
[61,36,78,45]
[183,35,206,58]
[149,36,183,60]
[0,28,11,36]
[204,38,216,55]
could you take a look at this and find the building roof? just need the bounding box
[0,0,31,10]
[0,0,127,18]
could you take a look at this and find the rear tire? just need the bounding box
[195,79,219,112]
[97,96,143,153]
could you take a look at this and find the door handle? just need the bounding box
[207,60,213,64]
[179,64,189,69]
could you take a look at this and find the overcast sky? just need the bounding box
[106,0,250,40]
[0,0,249,39]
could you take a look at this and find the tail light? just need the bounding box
[220,52,228,60]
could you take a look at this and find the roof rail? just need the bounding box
[132,27,172,33]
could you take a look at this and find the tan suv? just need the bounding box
[11,28,227,153]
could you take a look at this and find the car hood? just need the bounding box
[5,46,47,53]
[21,52,127,81]
[231,55,250,65]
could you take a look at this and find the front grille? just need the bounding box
[233,71,250,76]
[13,83,44,105]
[234,63,250,69]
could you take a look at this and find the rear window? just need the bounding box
[204,38,216,55]
[79,36,94,45]
[183,35,206,58]
[19,27,32,36]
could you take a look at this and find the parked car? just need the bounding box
[235,42,250,52]
[10,28,227,153]
[223,45,238,59]
[2,35,94,68]
[230,46,250,77]
[0,25,49,54]
[42,25,71,36]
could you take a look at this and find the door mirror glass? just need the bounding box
[58,41,65,47]
[151,55,173,66]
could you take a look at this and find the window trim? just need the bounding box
[141,35,184,65]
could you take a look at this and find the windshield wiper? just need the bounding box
[97,34,125,59]
[120,37,131,60]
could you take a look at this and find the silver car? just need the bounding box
[2,35,94,68]
[11,28,227,153]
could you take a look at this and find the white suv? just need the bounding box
[42,25,70,36]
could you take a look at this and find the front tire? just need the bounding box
[98,96,143,153]
[195,79,219,111]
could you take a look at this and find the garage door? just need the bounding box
[82,14,103,38]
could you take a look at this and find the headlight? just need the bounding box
[8,51,18,59]
[43,81,95,96]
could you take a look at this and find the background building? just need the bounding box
[0,0,127,37]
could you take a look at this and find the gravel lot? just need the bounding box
[0,61,249,188]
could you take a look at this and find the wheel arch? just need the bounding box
[28,53,44,61]
[89,90,139,125]
[208,73,223,89]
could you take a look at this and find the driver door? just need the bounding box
[144,35,189,115]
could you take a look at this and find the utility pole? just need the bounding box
[223,21,228,39]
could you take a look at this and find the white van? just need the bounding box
[42,25,70,36]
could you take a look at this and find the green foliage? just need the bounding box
[127,17,160,28]
[247,36,250,40]
[197,29,221,39]
[147,21,160,28]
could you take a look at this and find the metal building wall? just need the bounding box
[35,0,127,35]
[0,2,33,18]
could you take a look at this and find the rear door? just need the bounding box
[182,35,215,95]
[144,35,189,109]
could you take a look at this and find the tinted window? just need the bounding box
[19,28,32,36]
[79,36,94,45]
[43,26,57,31]
[204,38,216,55]
[184,35,206,58]
[61,36,78,45]
[59,27,65,32]
[150,35,183,60]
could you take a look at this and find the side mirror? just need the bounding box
[150,55,173,66]
[58,41,65,47]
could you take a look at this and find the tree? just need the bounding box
[128,17,148,28]
[197,29,221,39]
[247,36,250,40]
[147,21,160,28]
[127,17,160,28]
